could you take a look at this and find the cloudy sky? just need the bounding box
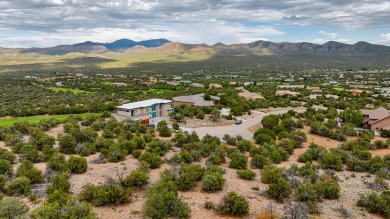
[0,0,390,48]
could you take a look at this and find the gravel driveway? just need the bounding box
[192,108,306,141]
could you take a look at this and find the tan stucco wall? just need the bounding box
[173,101,194,107]
[371,117,390,130]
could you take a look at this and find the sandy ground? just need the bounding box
[1,113,390,219]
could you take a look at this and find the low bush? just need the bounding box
[236,169,256,180]
[202,173,224,192]
[177,164,204,191]
[357,190,390,218]
[6,176,31,196]
[79,181,132,206]
[0,159,12,175]
[68,156,88,174]
[228,152,248,169]
[219,192,249,216]
[139,152,163,169]
[46,172,70,194]
[122,168,149,188]
[16,160,44,184]
[47,153,69,172]
[267,178,292,202]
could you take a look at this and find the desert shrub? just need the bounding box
[202,173,224,192]
[68,156,88,174]
[261,115,279,129]
[0,159,12,175]
[79,181,132,206]
[144,170,191,219]
[297,143,327,163]
[177,164,204,191]
[368,177,389,191]
[267,178,292,202]
[228,152,248,169]
[296,183,319,202]
[370,156,385,174]
[42,145,57,161]
[237,140,252,152]
[346,156,370,172]
[255,134,275,145]
[172,122,180,130]
[4,134,23,146]
[373,140,389,149]
[12,142,26,154]
[357,190,390,218]
[251,154,271,169]
[16,160,44,184]
[0,197,29,219]
[0,174,6,190]
[6,176,31,196]
[20,144,41,163]
[0,148,16,163]
[205,165,225,175]
[278,138,296,155]
[47,152,69,172]
[122,168,149,188]
[219,192,249,216]
[100,144,127,162]
[319,153,343,171]
[78,142,96,157]
[139,152,163,169]
[314,176,340,199]
[132,149,142,158]
[381,129,390,138]
[261,166,283,184]
[236,169,256,180]
[32,190,96,219]
[58,133,77,154]
[158,121,172,137]
[46,172,71,194]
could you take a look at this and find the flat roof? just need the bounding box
[117,99,172,110]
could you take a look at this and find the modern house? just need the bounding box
[173,93,220,107]
[208,83,223,89]
[346,89,373,96]
[189,83,205,88]
[362,107,390,131]
[276,90,300,96]
[117,99,173,124]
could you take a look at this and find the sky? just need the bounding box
[0,0,390,48]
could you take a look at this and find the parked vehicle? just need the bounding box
[235,119,242,125]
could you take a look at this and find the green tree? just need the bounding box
[341,108,363,126]
[0,197,29,219]
[58,134,77,154]
[219,192,249,216]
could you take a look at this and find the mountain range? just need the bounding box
[2,39,390,57]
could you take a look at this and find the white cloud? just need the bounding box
[318,31,337,39]
[380,33,390,42]
[0,22,285,48]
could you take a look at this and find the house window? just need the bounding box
[131,110,135,116]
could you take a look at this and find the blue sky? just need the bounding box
[0,0,389,48]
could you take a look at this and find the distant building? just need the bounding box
[173,93,220,107]
[209,83,223,89]
[180,80,192,84]
[306,86,321,92]
[166,81,180,86]
[117,99,172,124]
[113,83,127,87]
[309,94,339,100]
[276,90,300,96]
[362,107,390,131]
[189,83,205,88]
[346,89,373,96]
[277,85,305,89]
